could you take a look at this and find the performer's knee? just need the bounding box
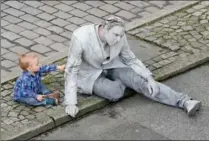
[109,82,125,102]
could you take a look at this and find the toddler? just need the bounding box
[13,54,65,106]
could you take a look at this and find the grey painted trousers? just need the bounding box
[93,68,191,108]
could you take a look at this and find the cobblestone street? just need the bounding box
[1,1,209,140]
[1,0,192,77]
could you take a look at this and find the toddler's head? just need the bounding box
[19,54,40,73]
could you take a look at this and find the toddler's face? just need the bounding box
[27,54,41,73]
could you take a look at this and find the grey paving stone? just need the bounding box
[1,89,12,97]
[145,6,160,13]
[193,4,206,10]
[1,12,7,17]
[116,10,136,20]
[47,26,64,34]
[39,5,58,14]
[103,14,116,20]
[201,1,209,6]
[50,43,68,51]
[31,44,51,53]
[80,22,93,26]
[193,11,202,16]
[1,19,10,27]
[4,1,26,9]
[20,14,40,23]
[34,36,54,46]
[4,24,25,33]
[23,1,44,8]
[114,2,135,10]
[42,0,61,6]
[1,59,16,68]
[83,15,103,24]
[1,32,20,41]
[26,115,35,120]
[51,18,69,27]
[34,20,52,28]
[3,83,13,89]
[8,111,18,117]
[20,111,29,116]
[15,38,35,47]
[1,4,9,10]
[1,48,9,55]
[37,13,55,21]
[200,20,208,24]
[105,1,118,4]
[69,9,88,18]
[45,51,58,56]
[149,1,166,8]
[26,52,44,58]
[33,107,46,112]
[85,1,105,7]
[19,30,39,39]
[87,8,108,17]
[127,1,149,8]
[17,22,38,30]
[61,1,77,5]
[67,17,86,25]
[2,52,19,61]
[33,27,51,36]
[60,31,72,39]
[1,39,15,48]
[72,2,92,11]
[10,46,30,54]
[18,115,25,120]
[54,3,74,12]
[21,119,29,124]
[1,70,8,78]
[100,4,120,13]
[3,118,14,125]
[48,34,67,42]
[21,6,42,15]
[3,15,22,23]
[1,29,7,33]
[53,11,72,19]
[64,24,79,32]
[138,11,152,18]
[3,8,25,17]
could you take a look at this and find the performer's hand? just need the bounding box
[147,78,159,97]
[65,104,79,117]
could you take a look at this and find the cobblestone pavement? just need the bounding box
[1,1,209,140]
[1,0,192,77]
[128,1,209,70]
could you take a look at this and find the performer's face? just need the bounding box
[104,26,125,46]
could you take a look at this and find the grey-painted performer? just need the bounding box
[64,16,201,117]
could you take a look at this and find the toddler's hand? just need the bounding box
[57,65,65,71]
[36,95,45,101]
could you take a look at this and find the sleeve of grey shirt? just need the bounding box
[64,35,83,105]
[119,34,152,81]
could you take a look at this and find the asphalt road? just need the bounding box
[34,62,209,140]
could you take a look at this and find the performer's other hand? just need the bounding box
[65,104,79,117]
